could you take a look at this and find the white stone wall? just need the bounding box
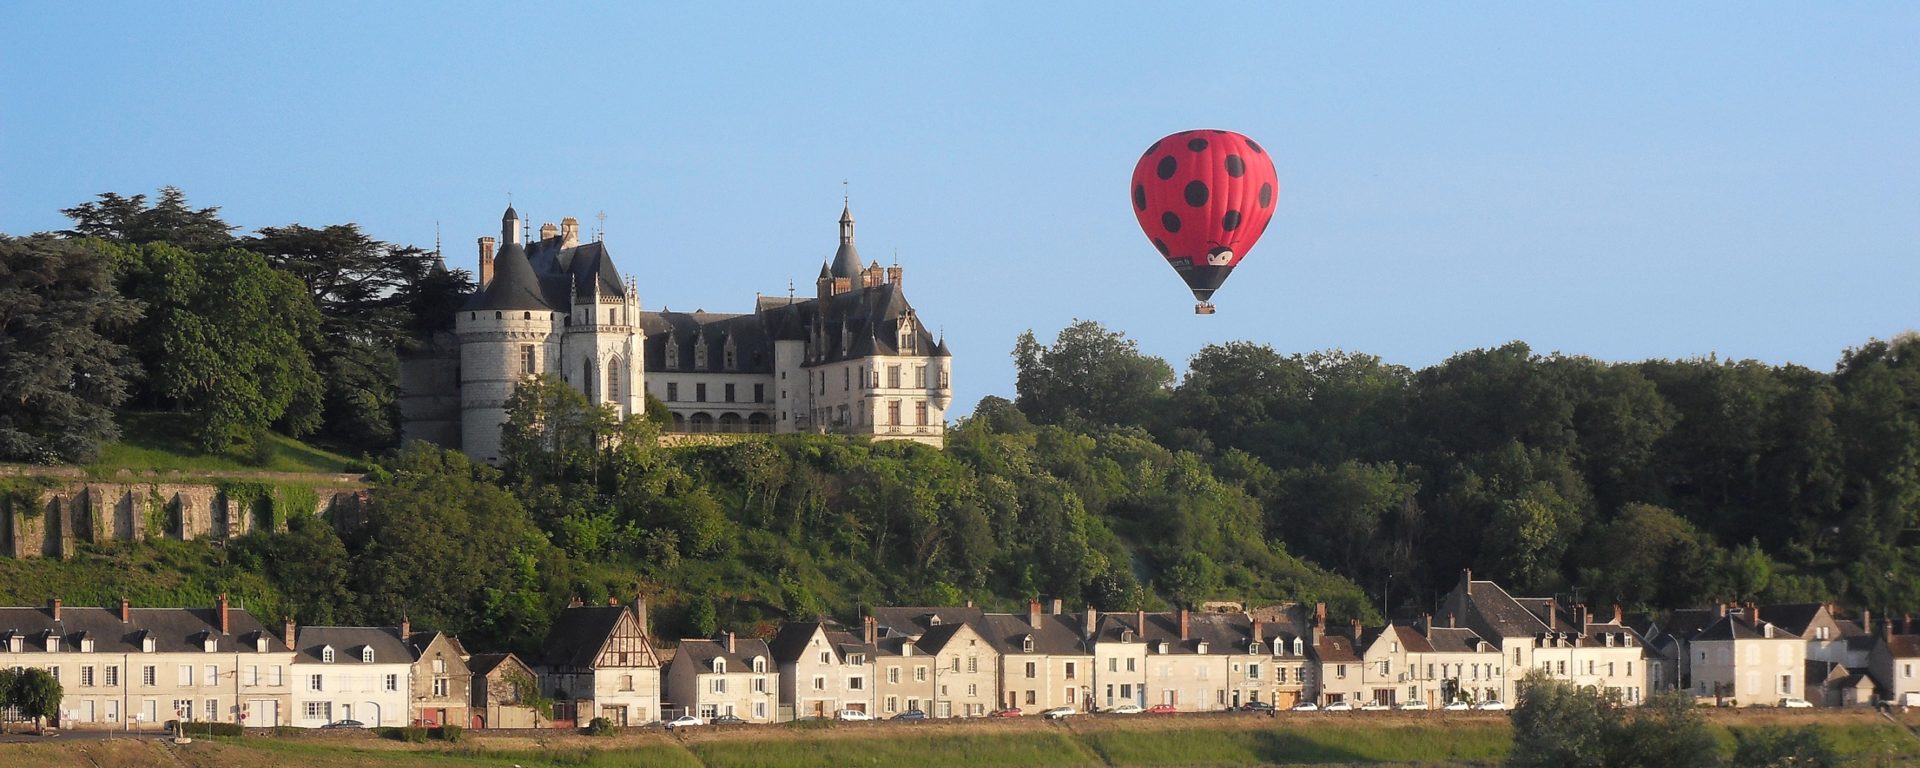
[290,662,412,727]
[456,309,563,465]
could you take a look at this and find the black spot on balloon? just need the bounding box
[1222,210,1241,231]
[1153,238,1170,257]
[1161,211,1182,233]
[1156,155,1177,180]
[1247,139,1265,154]
[1258,182,1273,208]
[1187,138,1209,151]
[1184,180,1209,207]
[1132,184,1146,211]
[1225,155,1245,177]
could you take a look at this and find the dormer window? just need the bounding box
[1121,630,1134,643]
[7,634,21,653]
[694,335,709,370]
[712,658,727,674]
[202,634,219,653]
[321,646,336,663]
[44,635,60,653]
[724,337,738,371]
[752,657,766,674]
[141,635,156,653]
[360,647,375,663]
[927,615,943,626]
[1249,643,1261,655]
[1197,641,1209,654]
[254,636,268,653]
[1154,640,1168,655]
[901,642,914,657]
[897,315,916,354]
[1021,635,1035,653]
[847,654,865,665]
[80,637,94,653]
[664,338,680,370]
[1292,638,1303,656]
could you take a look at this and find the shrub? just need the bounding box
[178,721,244,737]
[585,716,617,736]
[402,725,429,743]
[433,723,465,742]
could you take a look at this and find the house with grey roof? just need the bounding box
[401,622,471,727]
[663,632,777,722]
[0,595,293,729]
[1687,604,1805,706]
[982,601,1094,713]
[1869,619,1920,706]
[536,598,661,727]
[290,624,414,727]
[770,619,876,719]
[1434,570,1649,705]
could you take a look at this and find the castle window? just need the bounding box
[888,365,902,388]
[667,383,679,402]
[524,312,532,320]
[696,383,707,403]
[724,339,737,371]
[582,359,595,402]
[608,362,622,406]
[754,384,765,403]
[916,401,928,426]
[725,383,736,403]
[665,340,680,371]
[843,368,850,391]
[915,365,927,388]
[888,400,901,426]
[522,346,537,375]
[609,309,616,325]
[695,339,708,370]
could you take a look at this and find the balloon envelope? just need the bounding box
[1129,129,1279,305]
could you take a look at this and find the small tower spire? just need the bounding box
[839,181,855,245]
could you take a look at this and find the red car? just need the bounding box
[989,708,1024,717]
[1147,704,1177,714]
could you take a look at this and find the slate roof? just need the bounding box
[830,206,862,278]
[1883,634,1920,658]
[1661,609,1721,642]
[464,243,553,312]
[468,652,525,678]
[0,605,286,655]
[870,607,987,638]
[769,621,835,663]
[914,623,969,654]
[640,311,774,373]
[672,636,773,672]
[641,280,940,375]
[1458,581,1551,638]
[982,612,1089,657]
[292,626,413,665]
[1757,604,1829,638]
[1424,626,1492,654]
[538,606,632,669]
[1694,614,1797,643]
[525,238,625,299]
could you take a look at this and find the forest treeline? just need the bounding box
[1,188,1916,656]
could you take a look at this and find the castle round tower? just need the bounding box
[456,206,564,465]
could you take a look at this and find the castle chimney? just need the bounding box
[283,618,296,650]
[886,265,903,290]
[218,593,230,635]
[1050,598,1063,615]
[49,598,61,622]
[1028,599,1042,628]
[1082,606,1097,640]
[119,597,130,623]
[833,277,851,295]
[864,616,877,646]
[540,222,559,241]
[1179,608,1191,641]
[727,631,737,654]
[478,237,496,288]
[561,217,580,248]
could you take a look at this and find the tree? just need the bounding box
[111,242,324,453]
[0,236,141,463]
[685,595,718,637]
[1511,672,1717,768]
[61,187,235,252]
[1013,321,1173,428]
[6,667,62,731]
[232,512,358,625]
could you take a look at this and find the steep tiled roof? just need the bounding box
[671,636,773,672]
[982,612,1088,657]
[1757,604,1828,638]
[1883,634,1920,658]
[538,606,630,669]
[0,605,286,655]
[293,626,412,665]
[1694,614,1797,643]
[1461,581,1550,638]
[870,607,987,638]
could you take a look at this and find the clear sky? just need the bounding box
[4,3,1916,415]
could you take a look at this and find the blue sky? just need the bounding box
[4,3,1916,415]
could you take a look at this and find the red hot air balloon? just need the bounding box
[1130,129,1279,314]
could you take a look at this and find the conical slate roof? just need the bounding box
[464,243,552,311]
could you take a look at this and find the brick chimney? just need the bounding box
[886,265,903,291]
[400,614,411,640]
[1028,599,1043,628]
[478,237,495,288]
[1310,602,1326,646]
[1050,598,1063,615]
[1252,618,1265,645]
[1082,606,1097,640]
[49,598,61,622]
[560,217,580,248]
[633,597,649,635]
[1612,603,1624,625]
[218,593,230,635]
[1748,603,1760,624]
[1179,608,1191,641]
[283,618,296,650]
[607,596,620,606]
[727,631,737,654]
[864,616,877,646]
[119,597,130,623]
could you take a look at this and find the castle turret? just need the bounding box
[502,205,522,245]
[456,241,559,464]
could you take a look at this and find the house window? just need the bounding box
[179,665,193,686]
[105,666,119,687]
[1781,674,1793,694]
[1065,662,1076,680]
[1025,691,1036,705]
[843,368,851,391]
[914,365,927,388]
[143,667,157,687]
[849,677,865,690]
[304,702,329,719]
[1248,664,1261,680]
[754,702,767,720]
[1026,662,1037,679]
[885,696,898,713]
[80,666,95,687]
[174,700,194,721]
[309,674,323,691]
[206,699,218,720]
[1127,658,1136,672]
[433,677,449,697]
[385,674,398,692]
[322,648,335,664]
[753,677,767,693]
[813,677,826,691]
[697,383,707,402]
[206,665,218,685]
[711,678,726,694]
[915,666,928,682]
[1337,665,1347,679]
[968,657,979,673]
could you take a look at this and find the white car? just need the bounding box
[1474,701,1509,711]
[1443,701,1471,711]
[1396,700,1429,711]
[1289,702,1320,712]
[1106,704,1144,715]
[835,709,873,721]
[1323,701,1354,712]
[1358,701,1392,711]
[1779,698,1813,709]
[665,714,704,729]
[1040,706,1076,720]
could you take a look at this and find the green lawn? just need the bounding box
[83,411,365,475]
[1081,723,1511,767]
[688,731,1104,768]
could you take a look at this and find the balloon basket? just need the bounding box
[1195,302,1216,315]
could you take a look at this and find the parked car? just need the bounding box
[989,707,1023,717]
[1290,702,1320,712]
[835,709,873,721]
[892,709,928,721]
[1242,701,1277,714]
[319,719,366,729]
[1443,701,1471,711]
[1474,701,1509,711]
[1358,701,1392,712]
[1397,700,1429,711]
[665,715,704,730]
[1107,703,1145,715]
[711,714,746,725]
[1779,698,1814,709]
[1040,706,1076,720]
[1323,701,1354,712]
[1147,704,1177,714]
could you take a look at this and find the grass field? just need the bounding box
[9,711,1918,768]
[82,411,365,476]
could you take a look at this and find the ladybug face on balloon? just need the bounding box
[1130,130,1279,304]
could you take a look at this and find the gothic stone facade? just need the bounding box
[401,204,954,464]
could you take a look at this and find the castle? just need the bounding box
[400,203,954,464]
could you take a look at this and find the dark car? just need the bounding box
[1241,701,1276,714]
[319,719,366,729]
[711,714,746,725]
[892,709,928,721]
